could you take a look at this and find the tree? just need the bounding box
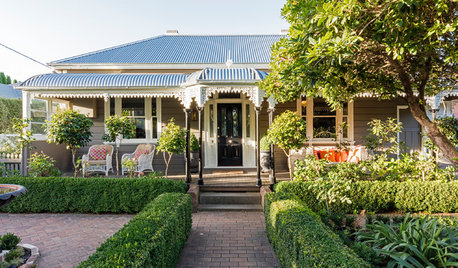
[102,112,136,175]
[156,118,186,177]
[261,0,458,165]
[266,110,307,178]
[46,109,93,176]
[0,72,14,85]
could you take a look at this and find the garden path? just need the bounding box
[0,213,133,268]
[176,211,280,268]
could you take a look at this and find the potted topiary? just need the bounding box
[156,118,186,177]
[260,135,271,172]
[189,133,199,173]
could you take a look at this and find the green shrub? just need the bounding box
[0,176,187,213]
[276,180,458,213]
[28,152,61,177]
[189,133,199,152]
[357,215,458,267]
[0,98,21,134]
[78,193,192,268]
[0,233,21,250]
[264,193,369,267]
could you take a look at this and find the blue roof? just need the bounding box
[19,73,189,88]
[50,35,282,65]
[0,84,21,99]
[18,68,267,89]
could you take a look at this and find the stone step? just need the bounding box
[198,204,263,211]
[199,192,261,205]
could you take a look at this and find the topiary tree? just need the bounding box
[156,118,186,177]
[266,110,307,178]
[102,112,136,175]
[46,109,93,177]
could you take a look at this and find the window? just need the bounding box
[106,97,161,141]
[122,98,146,139]
[298,97,353,141]
[30,99,47,134]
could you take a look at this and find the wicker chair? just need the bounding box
[121,144,156,175]
[82,144,114,176]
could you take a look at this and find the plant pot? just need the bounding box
[190,151,199,173]
[260,150,271,173]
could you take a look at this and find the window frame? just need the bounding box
[30,98,70,140]
[104,97,161,144]
[297,97,354,144]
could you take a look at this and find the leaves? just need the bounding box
[46,109,93,150]
[157,118,186,155]
[102,112,136,142]
[266,110,307,154]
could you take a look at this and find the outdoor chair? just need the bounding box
[82,144,114,176]
[121,144,156,175]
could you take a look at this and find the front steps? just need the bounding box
[198,191,263,211]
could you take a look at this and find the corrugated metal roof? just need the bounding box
[185,68,268,84]
[19,73,189,88]
[50,35,282,65]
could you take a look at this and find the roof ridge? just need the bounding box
[49,35,167,64]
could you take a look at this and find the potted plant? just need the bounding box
[260,135,271,172]
[266,110,307,178]
[189,133,199,173]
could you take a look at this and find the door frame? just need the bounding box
[204,94,256,168]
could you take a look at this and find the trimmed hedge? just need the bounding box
[275,180,458,213]
[265,192,369,267]
[0,176,187,213]
[78,193,192,268]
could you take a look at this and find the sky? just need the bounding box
[0,0,289,82]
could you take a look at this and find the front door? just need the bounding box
[217,103,243,166]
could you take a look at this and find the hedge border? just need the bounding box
[275,180,458,213]
[77,193,192,267]
[264,192,369,267]
[0,176,187,213]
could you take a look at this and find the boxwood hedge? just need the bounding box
[265,192,369,267]
[0,176,187,213]
[275,180,458,213]
[77,193,192,268]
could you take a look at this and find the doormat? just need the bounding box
[211,170,244,175]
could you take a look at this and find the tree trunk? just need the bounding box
[72,148,77,177]
[115,147,119,176]
[406,98,458,165]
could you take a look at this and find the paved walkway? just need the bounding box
[0,213,133,268]
[176,211,280,268]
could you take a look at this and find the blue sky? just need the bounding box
[0,0,288,81]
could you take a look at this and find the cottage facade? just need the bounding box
[17,33,422,183]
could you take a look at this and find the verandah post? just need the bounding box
[184,108,192,183]
[197,107,204,185]
[268,107,276,184]
[255,106,261,187]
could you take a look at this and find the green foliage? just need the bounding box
[0,72,14,85]
[11,118,35,151]
[102,112,136,142]
[0,98,21,133]
[275,180,458,213]
[157,118,186,176]
[121,158,136,177]
[308,176,352,215]
[189,133,199,152]
[260,134,271,151]
[0,246,24,268]
[294,154,456,182]
[365,118,403,156]
[0,232,21,250]
[28,152,60,177]
[0,176,187,213]
[266,110,307,156]
[261,0,458,163]
[357,215,458,267]
[77,193,192,268]
[264,193,369,267]
[46,109,93,176]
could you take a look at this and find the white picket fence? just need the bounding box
[0,152,23,176]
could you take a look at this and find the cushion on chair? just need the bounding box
[132,144,155,160]
[133,150,148,160]
[89,147,107,160]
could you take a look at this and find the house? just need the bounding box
[0,84,22,99]
[16,31,422,183]
[427,86,458,119]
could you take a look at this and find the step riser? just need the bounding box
[198,204,263,212]
[200,196,260,205]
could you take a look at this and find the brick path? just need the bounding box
[0,213,133,268]
[176,211,280,268]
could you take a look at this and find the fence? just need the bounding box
[0,152,22,176]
